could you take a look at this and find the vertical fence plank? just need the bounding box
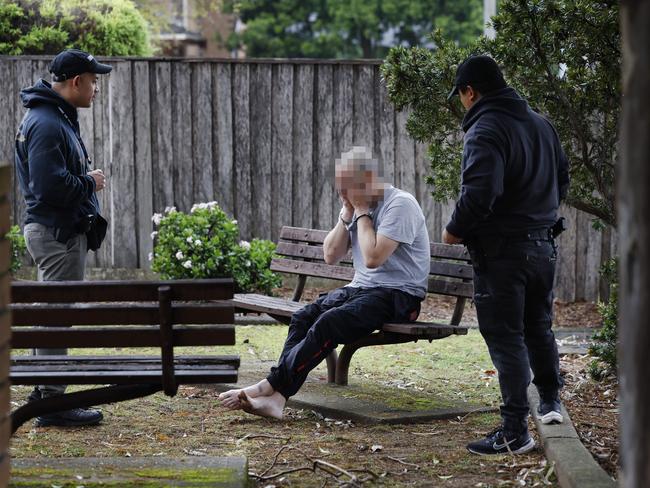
[332,65,354,224]
[314,64,334,230]
[555,204,577,302]
[92,71,112,267]
[0,61,14,169]
[353,64,375,150]
[110,61,137,268]
[151,62,174,213]
[13,61,32,228]
[396,109,415,194]
[584,217,603,302]
[378,82,396,185]
[233,63,251,239]
[574,210,590,301]
[192,62,213,205]
[213,63,234,215]
[292,64,314,229]
[250,63,272,240]
[271,64,293,241]
[133,61,153,269]
[172,62,192,212]
[416,142,439,239]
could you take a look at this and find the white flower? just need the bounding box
[165,206,177,214]
[175,251,184,260]
[151,213,162,225]
[151,231,158,239]
[186,236,193,244]
[148,252,153,261]
[239,240,251,250]
[182,260,192,269]
[232,219,238,224]
[194,239,202,246]
[245,260,251,267]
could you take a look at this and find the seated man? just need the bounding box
[219,146,431,419]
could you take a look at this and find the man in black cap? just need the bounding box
[15,48,112,427]
[443,55,570,455]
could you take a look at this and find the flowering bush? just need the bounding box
[150,202,281,294]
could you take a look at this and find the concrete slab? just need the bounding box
[214,364,497,424]
[527,386,615,488]
[10,457,249,487]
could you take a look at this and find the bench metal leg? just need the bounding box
[325,350,338,383]
[12,384,162,435]
[335,332,415,386]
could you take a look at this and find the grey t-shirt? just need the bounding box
[348,186,430,298]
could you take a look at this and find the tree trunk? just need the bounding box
[619,2,650,486]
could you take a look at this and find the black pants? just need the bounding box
[471,239,563,436]
[267,286,421,399]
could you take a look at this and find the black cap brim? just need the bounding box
[447,85,459,101]
[92,62,113,74]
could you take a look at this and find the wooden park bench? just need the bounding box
[233,226,472,386]
[9,278,239,435]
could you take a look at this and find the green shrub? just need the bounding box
[7,225,27,274]
[150,202,282,295]
[588,258,618,380]
[0,0,152,55]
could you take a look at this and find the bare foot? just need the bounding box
[218,380,276,410]
[238,390,286,419]
[218,389,244,410]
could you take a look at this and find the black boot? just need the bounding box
[35,408,103,427]
[28,388,104,427]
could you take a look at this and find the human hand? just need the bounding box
[338,190,354,222]
[347,191,371,215]
[442,228,463,245]
[88,169,106,192]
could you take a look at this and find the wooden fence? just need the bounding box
[0,56,615,302]
[0,166,11,483]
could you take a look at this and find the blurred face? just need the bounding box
[459,85,480,111]
[335,161,381,202]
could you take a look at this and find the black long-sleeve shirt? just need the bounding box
[446,87,570,239]
[15,79,99,231]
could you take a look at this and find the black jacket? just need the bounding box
[15,79,99,233]
[446,87,570,239]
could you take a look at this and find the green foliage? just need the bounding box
[381,0,620,226]
[0,0,152,55]
[223,0,483,58]
[588,258,618,380]
[7,225,26,274]
[151,202,281,295]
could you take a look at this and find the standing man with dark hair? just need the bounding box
[445,55,570,455]
[15,49,111,427]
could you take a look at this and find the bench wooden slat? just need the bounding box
[428,278,473,298]
[280,226,329,243]
[12,355,240,367]
[429,261,473,279]
[11,325,236,349]
[382,322,469,336]
[429,243,471,261]
[11,279,233,303]
[276,241,353,264]
[10,368,239,385]
[233,293,302,317]
[271,258,355,281]
[11,301,233,326]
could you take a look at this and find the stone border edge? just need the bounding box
[527,385,616,488]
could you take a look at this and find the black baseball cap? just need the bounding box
[49,49,112,82]
[447,55,506,100]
